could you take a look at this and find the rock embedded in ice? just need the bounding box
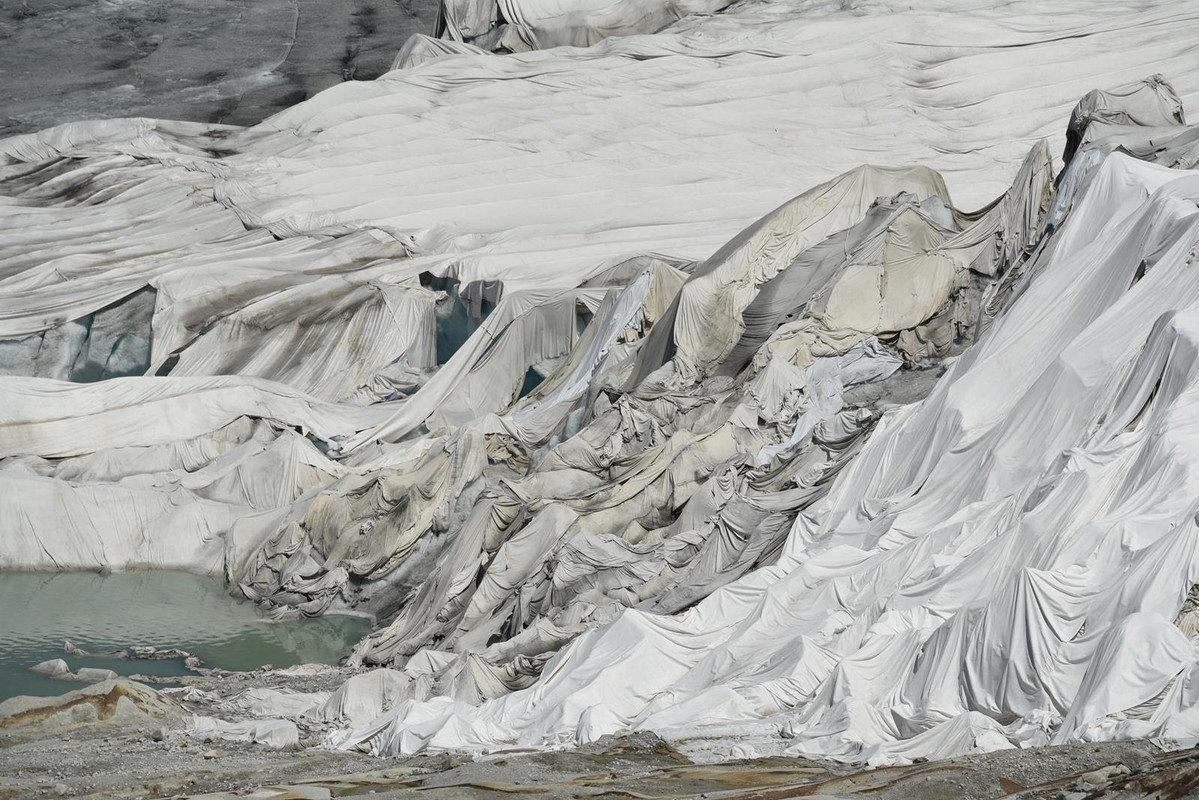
[0,681,181,732]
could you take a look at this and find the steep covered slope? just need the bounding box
[333,104,1199,761]
[3,0,1199,767]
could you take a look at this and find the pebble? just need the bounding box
[203,749,220,760]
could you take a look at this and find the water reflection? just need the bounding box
[0,571,369,701]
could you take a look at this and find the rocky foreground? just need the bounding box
[2,675,1198,800]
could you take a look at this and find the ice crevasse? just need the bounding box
[4,0,1199,767]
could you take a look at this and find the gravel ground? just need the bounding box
[3,670,1197,800]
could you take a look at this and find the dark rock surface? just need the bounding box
[0,0,440,138]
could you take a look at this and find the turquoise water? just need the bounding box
[0,571,370,702]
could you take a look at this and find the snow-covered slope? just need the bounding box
[4,0,1199,766]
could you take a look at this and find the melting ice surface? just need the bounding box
[0,571,369,701]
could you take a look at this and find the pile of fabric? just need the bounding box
[4,0,1199,765]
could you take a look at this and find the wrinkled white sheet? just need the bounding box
[4,0,1199,770]
[333,151,1199,764]
[189,715,300,749]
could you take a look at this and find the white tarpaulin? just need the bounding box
[333,149,1199,764]
[4,0,1199,768]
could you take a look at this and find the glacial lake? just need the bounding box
[0,571,370,702]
